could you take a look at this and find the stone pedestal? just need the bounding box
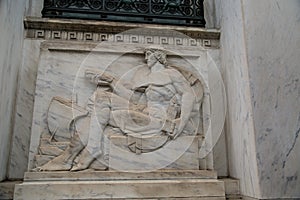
[15,170,225,199]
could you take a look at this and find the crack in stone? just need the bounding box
[282,114,300,168]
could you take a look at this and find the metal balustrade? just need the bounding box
[42,0,205,26]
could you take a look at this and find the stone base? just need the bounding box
[14,170,225,200]
[222,178,241,200]
[0,181,22,200]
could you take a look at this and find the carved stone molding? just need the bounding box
[24,17,220,48]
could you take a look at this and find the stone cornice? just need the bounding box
[24,17,220,48]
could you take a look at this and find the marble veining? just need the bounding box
[0,0,28,181]
[243,0,300,198]
[220,0,300,198]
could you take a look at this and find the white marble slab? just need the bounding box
[0,0,28,181]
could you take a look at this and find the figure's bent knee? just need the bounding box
[97,108,111,124]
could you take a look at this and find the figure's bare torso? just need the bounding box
[132,69,179,119]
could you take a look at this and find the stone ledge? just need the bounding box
[24,17,220,40]
[24,170,218,181]
[15,179,225,199]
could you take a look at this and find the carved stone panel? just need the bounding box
[27,39,226,173]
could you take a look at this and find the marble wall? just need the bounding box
[204,0,221,29]
[219,0,261,198]
[243,0,300,198]
[6,0,44,179]
[220,0,300,198]
[0,1,29,181]
[25,0,43,17]
[207,49,228,177]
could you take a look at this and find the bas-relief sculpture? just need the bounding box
[14,44,228,200]
[33,46,208,172]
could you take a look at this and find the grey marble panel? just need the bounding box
[0,0,28,181]
[243,0,300,198]
[220,0,300,198]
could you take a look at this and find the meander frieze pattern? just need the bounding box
[26,29,218,48]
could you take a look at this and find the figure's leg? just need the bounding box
[71,91,113,171]
[36,132,85,171]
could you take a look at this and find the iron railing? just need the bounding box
[42,0,205,26]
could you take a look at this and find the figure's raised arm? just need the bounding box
[85,68,135,99]
[85,68,116,86]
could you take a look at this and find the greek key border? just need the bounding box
[26,29,219,48]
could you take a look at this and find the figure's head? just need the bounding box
[144,46,167,67]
